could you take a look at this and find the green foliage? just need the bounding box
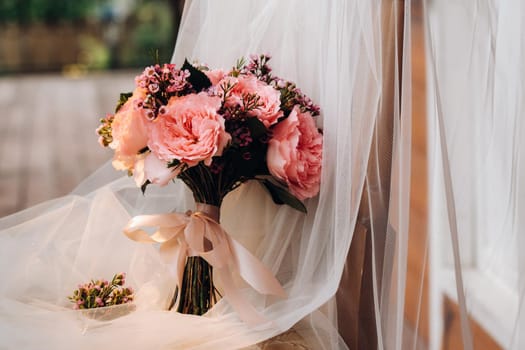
[260,180,307,213]
[120,1,175,67]
[137,147,149,155]
[115,92,133,112]
[78,35,111,70]
[181,59,212,91]
[140,180,151,195]
[244,115,267,140]
[0,0,96,24]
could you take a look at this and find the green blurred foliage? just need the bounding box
[79,35,111,70]
[0,0,180,73]
[119,1,175,67]
[0,0,98,24]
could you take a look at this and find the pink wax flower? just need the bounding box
[110,88,150,171]
[147,93,230,167]
[220,75,283,128]
[267,106,323,200]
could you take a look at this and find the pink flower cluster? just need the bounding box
[69,273,133,310]
[134,63,191,120]
[98,55,323,204]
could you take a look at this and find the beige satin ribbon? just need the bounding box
[123,207,287,325]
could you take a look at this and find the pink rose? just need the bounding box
[220,75,283,128]
[147,93,230,167]
[110,88,149,171]
[134,153,180,186]
[205,69,227,85]
[267,106,322,200]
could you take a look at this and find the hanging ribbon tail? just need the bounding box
[194,216,287,325]
[214,236,287,326]
[215,266,268,325]
[228,238,287,298]
[192,214,287,298]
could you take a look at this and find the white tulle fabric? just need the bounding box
[0,1,414,349]
[427,0,524,349]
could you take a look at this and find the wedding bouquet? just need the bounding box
[97,54,322,320]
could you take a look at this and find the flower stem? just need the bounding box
[176,256,216,315]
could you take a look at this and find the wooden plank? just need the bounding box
[404,1,430,346]
[442,297,502,350]
[24,77,58,207]
[0,78,32,214]
[336,223,369,350]
[0,77,20,215]
[0,72,135,218]
[337,1,408,349]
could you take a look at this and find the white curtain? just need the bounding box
[426,0,524,349]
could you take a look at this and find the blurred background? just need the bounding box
[0,0,184,74]
[0,0,184,217]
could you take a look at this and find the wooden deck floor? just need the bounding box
[0,71,137,217]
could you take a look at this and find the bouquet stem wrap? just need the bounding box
[123,203,286,324]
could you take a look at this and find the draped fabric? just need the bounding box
[426,0,524,349]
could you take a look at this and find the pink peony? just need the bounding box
[267,106,322,200]
[205,69,227,85]
[147,93,230,167]
[110,88,149,171]
[220,75,283,128]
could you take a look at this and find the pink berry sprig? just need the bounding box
[69,273,134,310]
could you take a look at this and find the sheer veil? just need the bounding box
[426,0,524,349]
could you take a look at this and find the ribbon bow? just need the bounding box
[123,207,286,324]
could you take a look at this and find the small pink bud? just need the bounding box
[145,67,155,76]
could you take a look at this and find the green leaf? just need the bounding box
[115,92,133,112]
[181,59,212,91]
[260,180,307,213]
[167,159,181,168]
[245,116,267,139]
[137,146,149,155]
[149,49,160,65]
[141,180,151,195]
